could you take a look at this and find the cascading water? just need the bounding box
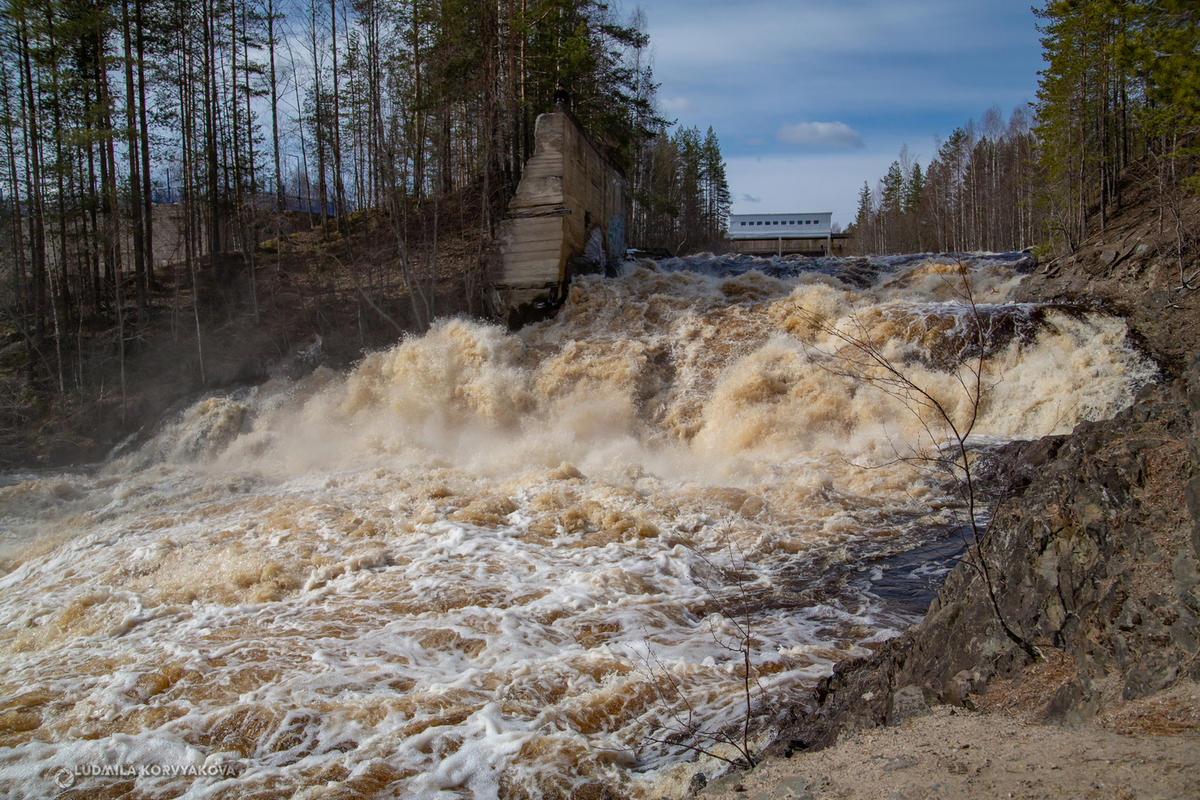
[0,253,1156,799]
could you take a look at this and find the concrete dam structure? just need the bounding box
[494,111,627,321]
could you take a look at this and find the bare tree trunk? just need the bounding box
[411,0,424,200]
[179,10,206,384]
[96,21,120,300]
[309,0,328,235]
[283,36,313,220]
[41,8,71,335]
[241,4,256,194]
[229,0,243,231]
[17,18,47,342]
[234,0,258,323]
[2,61,28,330]
[202,0,221,271]
[85,119,101,314]
[268,0,283,209]
[330,0,347,227]
[121,0,148,318]
[136,0,154,290]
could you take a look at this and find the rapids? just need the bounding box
[0,252,1156,798]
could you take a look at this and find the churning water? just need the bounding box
[0,253,1155,798]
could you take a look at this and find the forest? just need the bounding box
[0,0,731,462]
[850,0,1198,259]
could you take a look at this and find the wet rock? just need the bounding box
[772,337,1200,755]
[766,636,912,755]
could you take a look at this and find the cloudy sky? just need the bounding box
[632,0,1045,227]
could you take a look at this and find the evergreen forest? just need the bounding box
[850,0,1198,259]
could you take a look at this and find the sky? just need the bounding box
[632,0,1046,228]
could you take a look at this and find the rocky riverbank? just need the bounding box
[694,192,1200,798]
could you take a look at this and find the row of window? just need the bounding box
[736,219,823,227]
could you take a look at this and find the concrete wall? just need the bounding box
[494,112,627,312]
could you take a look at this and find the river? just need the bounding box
[0,252,1155,798]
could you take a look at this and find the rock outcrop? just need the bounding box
[771,187,1200,755]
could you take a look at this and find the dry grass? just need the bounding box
[975,645,1078,718]
[1097,680,1200,736]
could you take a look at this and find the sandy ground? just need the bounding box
[697,683,1200,800]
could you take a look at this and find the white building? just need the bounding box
[727,212,833,240]
[726,212,843,255]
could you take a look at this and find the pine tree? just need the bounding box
[852,180,874,253]
[675,125,701,252]
[903,162,924,215]
[701,125,730,245]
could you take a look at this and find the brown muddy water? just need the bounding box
[0,253,1155,799]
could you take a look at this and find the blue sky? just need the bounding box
[632,0,1045,227]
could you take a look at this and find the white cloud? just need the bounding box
[660,96,694,115]
[741,193,762,203]
[777,122,865,150]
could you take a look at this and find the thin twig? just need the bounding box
[799,262,1041,662]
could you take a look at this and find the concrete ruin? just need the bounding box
[493,111,627,322]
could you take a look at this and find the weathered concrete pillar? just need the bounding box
[493,112,627,322]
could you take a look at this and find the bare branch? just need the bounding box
[796,262,1041,662]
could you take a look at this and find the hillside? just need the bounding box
[0,194,493,470]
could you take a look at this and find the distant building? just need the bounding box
[726,212,848,256]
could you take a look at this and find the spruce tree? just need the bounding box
[701,125,730,245]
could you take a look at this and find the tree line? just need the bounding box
[852,108,1042,255]
[633,124,731,254]
[0,0,729,415]
[852,0,1198,258]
